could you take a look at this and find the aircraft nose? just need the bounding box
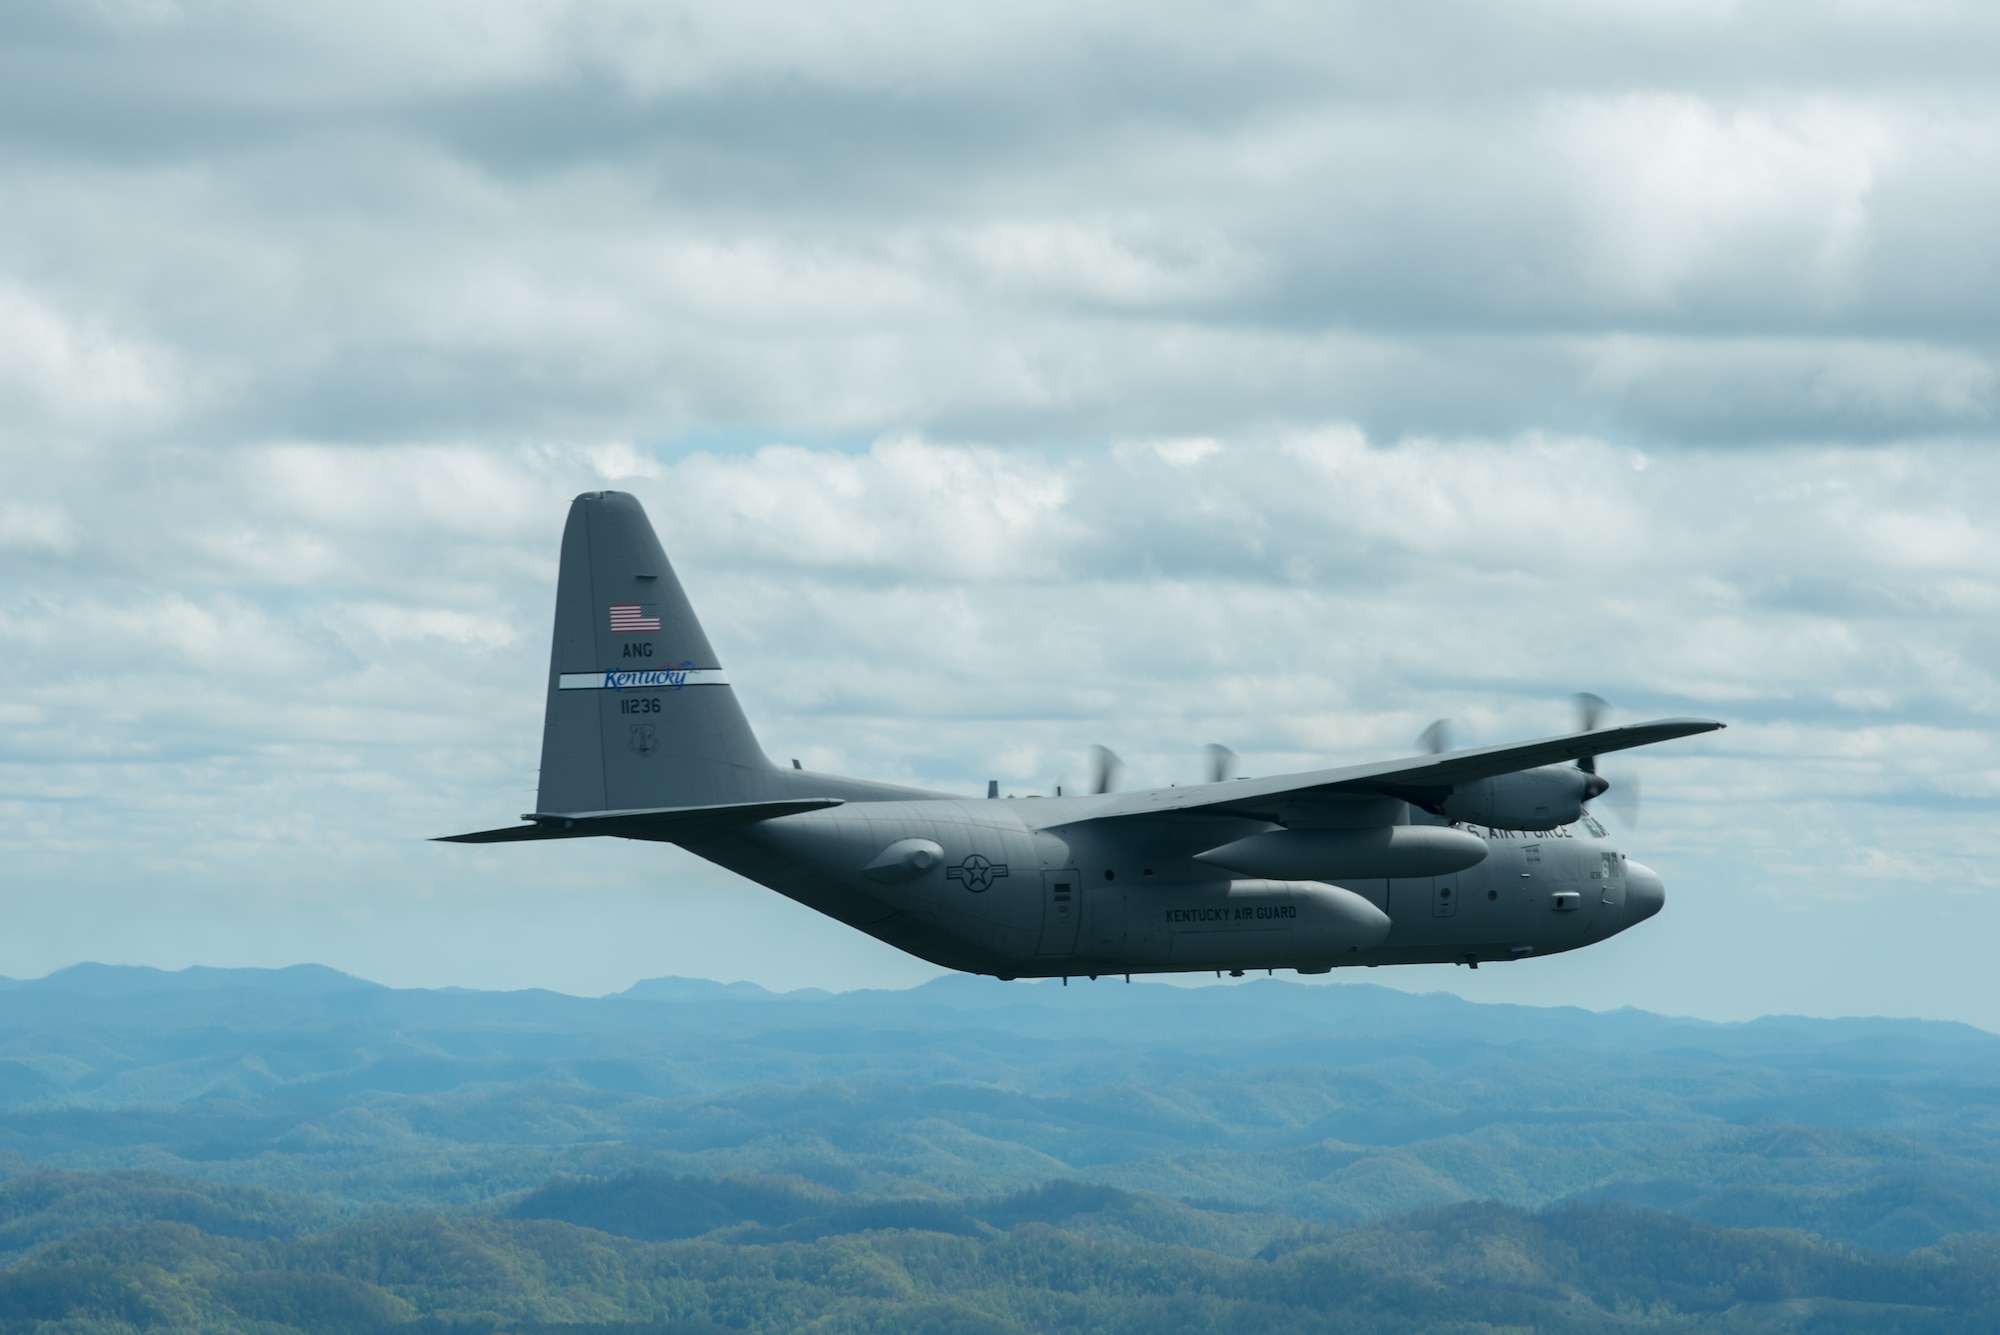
[1624,860,1665,925]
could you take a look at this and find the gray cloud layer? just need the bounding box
[3,0,1998,446]
[2,1,1998,1019]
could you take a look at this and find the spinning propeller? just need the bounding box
[1090,745,1124,795]
[1204,743,1237,784]
[1573,692,1640,827]
[1086,743,1236,791]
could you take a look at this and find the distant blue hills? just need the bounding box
[0,964,1996,1255]
[7,959,1995,1057]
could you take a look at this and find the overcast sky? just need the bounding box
[5,0,2000,1023]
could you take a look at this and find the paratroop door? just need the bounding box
[1037,869,1083,956]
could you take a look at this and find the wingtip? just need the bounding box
[1633,716,1726,736]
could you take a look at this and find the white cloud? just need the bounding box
[581,440,661,481]
[1,3,1996,451]
[251,444,554,538]
[949,221,1255,308]
[2,0,2000,1019]
[0,503,76,554]
[0,281,179,430]
[1550,95,1892,309]
[659,436,1081,580]
[342,602,519,652]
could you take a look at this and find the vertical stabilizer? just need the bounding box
[535,491,772,814]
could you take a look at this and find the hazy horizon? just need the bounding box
[6,1,2000,1027]
[8,957,1995,1037]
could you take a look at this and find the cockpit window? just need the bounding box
[1582,815,1607,838]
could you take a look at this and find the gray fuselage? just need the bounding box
[685,793,1662,979]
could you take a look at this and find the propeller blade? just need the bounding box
[1204,743,1237,784]
[1416,719,1453,755]
[1091,745,1123,795]
[1571,693,1609,774]
[1599,770,1640,828]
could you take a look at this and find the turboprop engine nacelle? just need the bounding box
[1439,766,1592,831]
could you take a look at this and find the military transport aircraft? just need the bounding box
[441,491,1723,980]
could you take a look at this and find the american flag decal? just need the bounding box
[608,604,661,633]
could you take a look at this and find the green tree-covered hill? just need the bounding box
[8,1179,2000,1333]
[2,965,1998,1251]
[0,969,1999,1327]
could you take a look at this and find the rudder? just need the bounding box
[535,491,773,814]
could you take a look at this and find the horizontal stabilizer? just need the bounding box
[435,798,843,845]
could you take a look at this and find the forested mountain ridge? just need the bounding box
[7,1177,2000,1333]
[2,968,2000,1327]
[0,1170,335,1264]
[0,965,1997,1250]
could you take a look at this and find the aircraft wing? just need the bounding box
[434,798,844,844]
[1089,718,1724,823]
